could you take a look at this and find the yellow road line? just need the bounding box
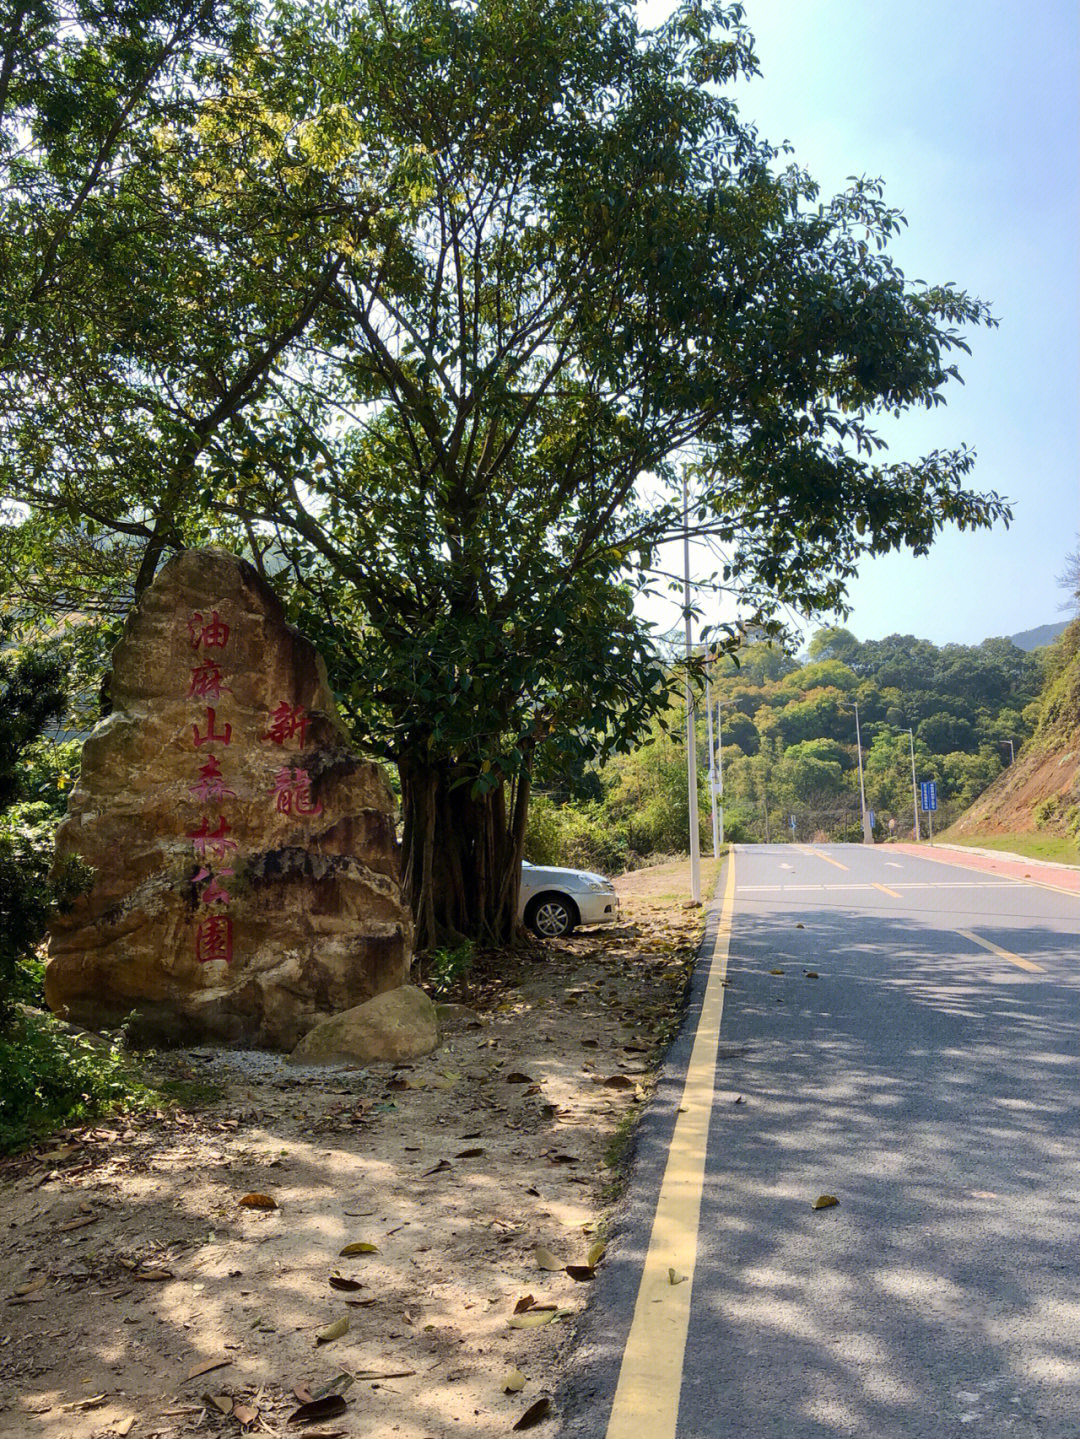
[604,853,737,1439]
[956,928,1045,974]
[805,847,849,871]
[872,882,902,898]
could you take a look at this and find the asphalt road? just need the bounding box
[559,842,1080,1439]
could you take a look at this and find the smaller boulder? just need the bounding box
[289,985,440,1065]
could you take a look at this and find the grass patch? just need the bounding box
[941,832,1080,866]
[601,1104,642,1202]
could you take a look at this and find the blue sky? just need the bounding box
[641,0,1079,648]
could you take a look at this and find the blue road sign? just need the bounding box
[920,780,938,813]
[868,810,875,829]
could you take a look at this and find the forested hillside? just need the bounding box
[948,618,1080,860]
[528,627,1044,868]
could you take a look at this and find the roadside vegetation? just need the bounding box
[0,630,150,1153]
[526,628,1044,867]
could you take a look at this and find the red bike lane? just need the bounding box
[889,841,1080,894]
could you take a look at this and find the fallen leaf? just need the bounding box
[508,1310,558,1329]
[565,1266,595,1282]
[769,969,785,976]
[328,1276,364,1292]
[601,1075,635,1090]
[668,1268,687,1286]
[338,1242,378,1256]
[422,1159,452,1177]
[505,1072,534,1084]
[513,1294,536,1314]
[455,1147,485,1159]
[134,1267,173,1281]
[585,1242,606,1267]
[805,971,819,979]
[513,1396,553,1429]
[56,1216,98,1233]
[812,1194,838,1210]
[60,1394,107,1411]
[503,1368,527,1394]
[311,1374,355,1401]
[344,1297,377,1307]
[186,1358,232,1380]
[238,1192,278,1210]
[316,1315,350,1345]
[534,1247,563,1271]
[795,922,804,929]
[206,1394,233,1414]
[547,1153,579,1166]
[116,1419,135,1436]
[233,1402,258,1425]
[287,1395,348,1426]
[14,1276,48,1297]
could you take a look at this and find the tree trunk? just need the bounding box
[399,746,531,951]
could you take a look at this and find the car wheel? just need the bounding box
[525,893,579,938]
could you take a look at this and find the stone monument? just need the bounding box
[45,548,413,1049]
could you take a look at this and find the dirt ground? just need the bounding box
[0,859,717,1439]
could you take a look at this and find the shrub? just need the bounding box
[0,803,90,1024]
[0,1010,150,1153]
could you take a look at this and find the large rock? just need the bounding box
[289,985,440,1065]
[45,548,413,1049]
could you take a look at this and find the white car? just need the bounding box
[519,861,620,938]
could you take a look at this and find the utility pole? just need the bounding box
[854,700,873,844]
[682,473,701,903]
[704,661,720,859]
[717,698,725,847]
[908,727,920,842]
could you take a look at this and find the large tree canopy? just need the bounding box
[1,0,1010,944]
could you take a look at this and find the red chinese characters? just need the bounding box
[185,609,238,963]
[271,766,323,816]
[263,701,310,747]
[189,755,236,804]
[188,610,230,650]
[188,815,238,860]
[192,706,232,749]
[187,659,231,701]
[195,915,233,965]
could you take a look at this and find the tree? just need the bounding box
[806,626,861,665]
[1057,540,1080,616]
[4,0,1010,944]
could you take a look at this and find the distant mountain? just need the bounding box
[1007,621,1070,652]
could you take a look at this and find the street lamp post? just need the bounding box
[705,685,734,855]
[717,698,725,847]
[908,727,920,842]
[705,664,720,860]
[682,473,701,903]
[854,700,873,844]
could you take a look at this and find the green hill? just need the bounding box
[946,619,1080,863]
